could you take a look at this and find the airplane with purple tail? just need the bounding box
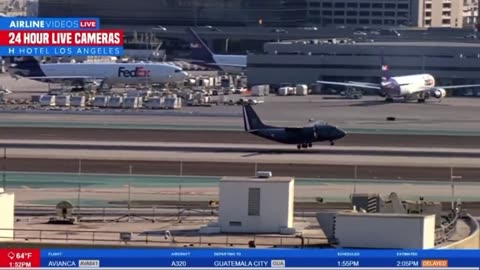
[317,55,480,103]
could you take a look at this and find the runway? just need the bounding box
[3,151,480,182]
[2,139,480,158]
[1,127,480,148]
[3,89,480,134]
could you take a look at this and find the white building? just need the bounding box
[218,175,295,234]
[0,188,15,241]
[334,211,436,249]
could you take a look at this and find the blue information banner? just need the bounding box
[40,249,480,268]
[0,46,123,56]
[0,17,100,30]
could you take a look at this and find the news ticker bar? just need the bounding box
[2,249,480,269]
[27,258,480,268]
[0,17,124,56]
[0,268,477,270]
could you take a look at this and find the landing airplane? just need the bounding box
[186,28,246,74]
[243,104,346,149]
[317,56,480,103]
[8,56,189,88]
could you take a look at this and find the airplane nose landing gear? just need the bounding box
[308,143,312,148]
[330,141,334,146]
[297,145,301,149]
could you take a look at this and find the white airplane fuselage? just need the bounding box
[382,74,435,97]
[13,62,188,84]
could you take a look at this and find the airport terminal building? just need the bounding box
[38,0,478,28]
[247,40,480,95]
[37,0,308,27]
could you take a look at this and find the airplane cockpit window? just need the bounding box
[174,69,182,73]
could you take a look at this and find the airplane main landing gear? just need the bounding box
[385,97,394,102]
[417,98,426,103]
[330,141,335,146]
[297,143,313,149]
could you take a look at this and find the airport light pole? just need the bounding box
[2,147,6,191]
[76,159,82,216]
[450,167,462,210]
[353,165,358,194]
[128,165,133,221]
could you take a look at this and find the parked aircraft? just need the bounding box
[8,56,189,88]
[186,28,246,74]
[317,56,480,103]
[242,104,346,149]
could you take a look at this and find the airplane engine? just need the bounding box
[432,88,447,99]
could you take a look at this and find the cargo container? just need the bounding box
[123,96,141,109]
[164,94,181,109]
[278,87,294,96]
[145,97,163,109]
[251,85,270,96]
[93,96,110,108]
[56,95,71,107]
[296,84,308,96]
[71,96,86,107]
[31,95,41,104]
[40,95,56,106]
[108,96,123,108]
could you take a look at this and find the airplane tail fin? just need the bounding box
[186,27,216,63]
[243,104,267,132]
[8,56,44,76]
[380,52,391,82]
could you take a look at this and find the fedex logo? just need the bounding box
[118,67,151,78]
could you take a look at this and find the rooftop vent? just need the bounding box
[256,171,272,178]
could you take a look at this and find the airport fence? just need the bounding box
[15,204,324,221]
[434,209,460,245]
[0,228,327,248]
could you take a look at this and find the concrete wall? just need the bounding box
[219,177,294,233]
[335,212,435,249]
[0,191,14,241]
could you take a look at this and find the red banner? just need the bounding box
[0,30,124,46]
[0,249,41,268]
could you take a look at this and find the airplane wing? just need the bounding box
[173,58,246,68]
[316,80,381,90]
[347,81,379,86]
[434,84,480,89]
[194,61,245,68]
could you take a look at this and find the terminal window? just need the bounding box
[248,188,261,216]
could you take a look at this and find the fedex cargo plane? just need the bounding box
[9,57,188,87]
[186,28,246,74]
[317,56,480,103]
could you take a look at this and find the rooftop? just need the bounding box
[221,176,294,182]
